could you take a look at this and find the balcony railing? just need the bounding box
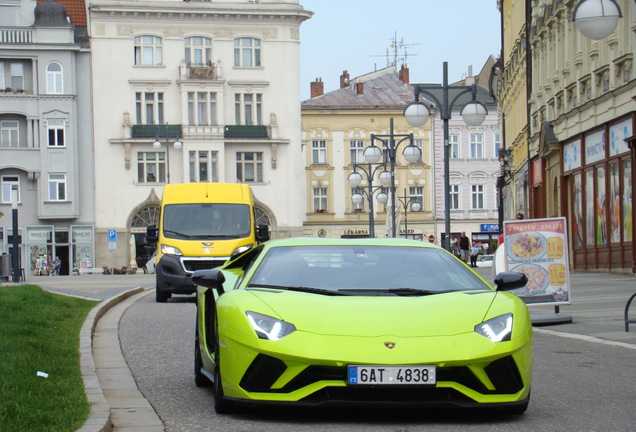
[131,124,182,139]
[224,125,269,139]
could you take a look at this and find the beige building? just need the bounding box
[301,66,436,241]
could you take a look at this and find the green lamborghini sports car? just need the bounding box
[193,237,533,414]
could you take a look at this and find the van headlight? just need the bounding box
[161,244,183,256]
[232,244,254,257]
[475,313,513,342]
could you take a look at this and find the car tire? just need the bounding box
[213,320,234,414]
[155,288,170,303]
[194,324,212,388]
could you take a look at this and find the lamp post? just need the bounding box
[153,129,182,184]
[348,163,392,238]
[404,62,488,251]
[497,148,513,233]
[363,118,421,237]
[11,186,19,282]
[572,0,624,40]
[396,188,422,239]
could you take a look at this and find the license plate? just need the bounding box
[347,365,436,385]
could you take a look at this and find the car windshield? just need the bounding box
[247,245,490,295]
[163,203,251,240]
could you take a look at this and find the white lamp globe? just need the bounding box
[461,101,488,126]
[378,170,392,186]
[376,193,388,204]
[363,145,383,164]
[402,145,421,164]
[411,202,422,212]
[352,193,363,205]
[153,139,161,149]
[404,102,430,127]
[572,0,622,40]
[348,172,363,187]
[174,139,183,149]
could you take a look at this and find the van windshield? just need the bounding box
[163,203,251,240]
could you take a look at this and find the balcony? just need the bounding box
[224,125,269,139]
[131,124,182,139]
[187,65,217,80]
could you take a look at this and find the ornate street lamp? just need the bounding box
[396,188,422,239]
[153,133,182,184]
[572,0,623,40]
[348,164,392,238]
[404,61,488,250]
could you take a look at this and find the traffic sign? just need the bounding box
[108,229,117,242]
[428,235,435,243]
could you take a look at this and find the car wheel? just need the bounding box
[155,288,170,303]
[213,322,234,414]
[194,325,212,388]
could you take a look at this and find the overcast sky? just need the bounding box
[299,0,501,100]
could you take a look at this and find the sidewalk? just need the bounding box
[5,269,636,431]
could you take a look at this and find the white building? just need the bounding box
[88,0,312,269]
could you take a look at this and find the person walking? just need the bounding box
[459,232,470,264]
[53,256,62,276]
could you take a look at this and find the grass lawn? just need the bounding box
[0,285,99,432]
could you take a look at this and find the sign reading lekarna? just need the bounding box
[503,217,571,306]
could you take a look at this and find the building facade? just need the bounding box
[0,0,94,276]
[88,0,311,269]
[302,66,437,241]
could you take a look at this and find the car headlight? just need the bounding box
[475,313,513,342]
[161,244,183,256]
[246,311,296,341]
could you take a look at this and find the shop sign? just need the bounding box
[563,139,581,171]
[27,228,51,242]
[480,224,499,232]
[503,217,571,306]
[609,118,631,156]
[584,130,605,165]
[343,228,369,236]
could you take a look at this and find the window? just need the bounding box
[236,152,263,183]
[0,63,3,89]
[189,150,218,182]
[450,134,460,158]
[349,140,364,164]
[47,119,65,147]
[188,92,217,125]
[471,184,484,209]
[137,152,165,183]
[0,120,19,147]
[1,176,19,204]
[449,183,460,210]
[409,186,423,210]
[136,92,164,125]
[134,35,163,66]
[234,93,262,125]
[413,139,424,163]
[234,38,261,67]
[312,140,327,164]
[313,188,328,212]
[185,37,212,67]
[470,133,484,158]
[10,63,23,89]
[493,133,501,158]
[46,62,63,94]
[48,174,67,201]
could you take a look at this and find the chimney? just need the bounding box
[310,78,324,98]
[356,82,364,95]
[399,64,410,84]
[340,70,350,89]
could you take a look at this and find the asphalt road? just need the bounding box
[119,290,636,432]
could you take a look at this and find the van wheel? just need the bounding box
[156,288,170,303]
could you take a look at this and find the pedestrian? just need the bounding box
[459,232,470,264]
[449,234,458,256]
[516,212,524,220]
[53,256,62,276]
[470,243,481,267]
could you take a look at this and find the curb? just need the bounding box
[77,287,145,432]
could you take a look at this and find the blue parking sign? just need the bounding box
[108,229,117,242]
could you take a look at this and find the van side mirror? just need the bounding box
[146,225,158,243]
[256,223,269,243]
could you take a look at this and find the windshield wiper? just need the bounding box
[163,230,192,238]
[247,283,353,296]
[387,288,457,296]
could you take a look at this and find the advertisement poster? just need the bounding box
[504,217,571,306]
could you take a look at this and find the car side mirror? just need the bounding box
[494,272,528,292]
[192,269,226,295]
[146,225,158,243]
[256,223,269,243]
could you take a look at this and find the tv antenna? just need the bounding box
[370,32,421,68]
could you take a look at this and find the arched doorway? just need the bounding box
[131,204,160,269]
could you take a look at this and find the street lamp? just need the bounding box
[153,132,182,184]
[404,61,488,251]
[396,188,422,239]
[348,163,392,238]
[497,148,514,232]
[572,0,623,40]
[365,118,421,237]
[11,185,20,282]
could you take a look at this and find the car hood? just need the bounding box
[248,289,498,337]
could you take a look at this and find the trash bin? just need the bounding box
[1,253,11,281]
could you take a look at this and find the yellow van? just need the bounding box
[147,183,269,302]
